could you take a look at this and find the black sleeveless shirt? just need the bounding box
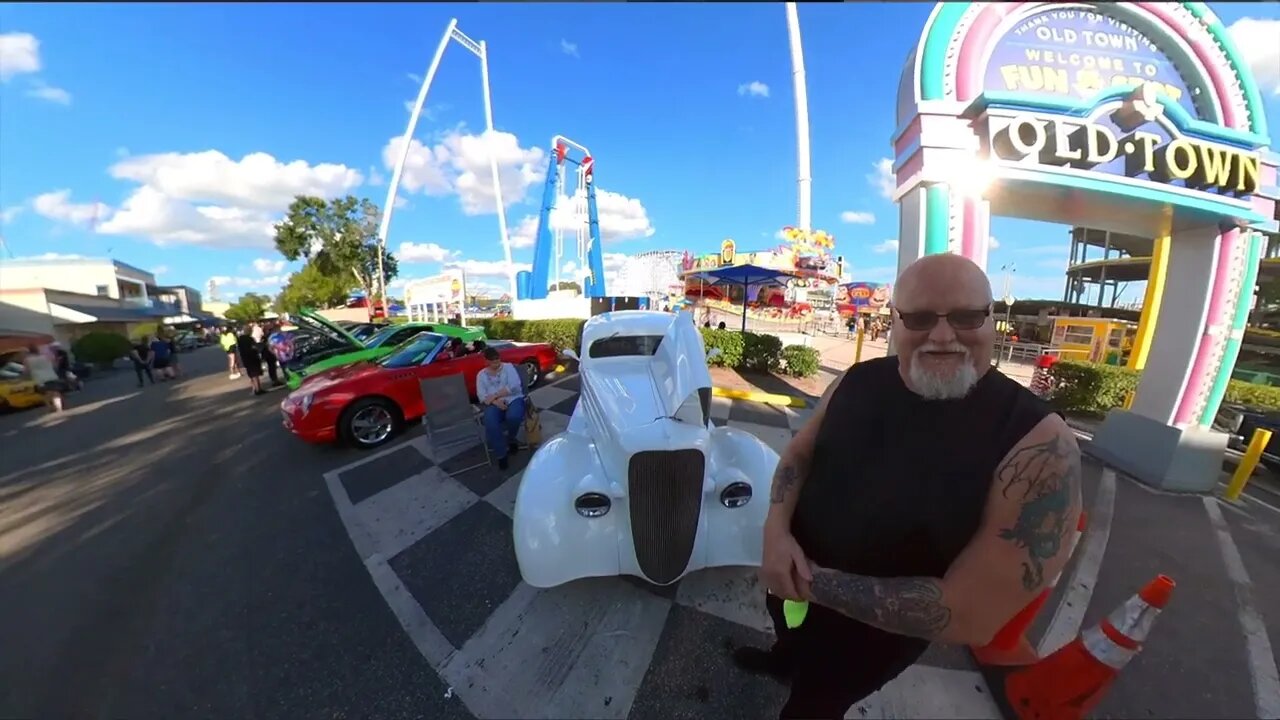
[790,356,1052,660]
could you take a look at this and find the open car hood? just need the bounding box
[294,309,363,349]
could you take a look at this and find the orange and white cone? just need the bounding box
[999,574,1176,720]
[972,512,1089,667]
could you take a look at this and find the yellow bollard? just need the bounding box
[854,324,865,364]
[1225,428,1273,502]
[1122,390,1135,410]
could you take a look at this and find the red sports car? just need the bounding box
[280,331,560,449]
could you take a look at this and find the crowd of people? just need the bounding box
[218,320,287,396]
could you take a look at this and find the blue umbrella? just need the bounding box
[691,263,799,332]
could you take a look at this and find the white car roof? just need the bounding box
[581,310,681,346]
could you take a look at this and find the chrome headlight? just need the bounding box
[720,482,752,508]
[574,492,611,518]
[299,393,315,415]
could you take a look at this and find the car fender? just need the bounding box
[513,431,625,588]
[699,425,779,569]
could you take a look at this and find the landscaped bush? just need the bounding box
[477,318,586,354]
[1225,379,1280,410]
[699,328,744,368]
[1047,359,1280,415]
[780,344,821,378]
[1045,360,1139,415]
[71,331,133,368]
[741,331,783,373]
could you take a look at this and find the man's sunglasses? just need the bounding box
[896,308,991,332]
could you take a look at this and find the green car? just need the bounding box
[284,310,487,390]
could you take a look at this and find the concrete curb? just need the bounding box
[711,386,807,408]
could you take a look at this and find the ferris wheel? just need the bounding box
[616,250,684,301]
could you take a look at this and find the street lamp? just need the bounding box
[376,19,514,314]
[995,263,1017,368]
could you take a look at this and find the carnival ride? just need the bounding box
[517,137,606,301]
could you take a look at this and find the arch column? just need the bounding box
[1089,222,1234,491]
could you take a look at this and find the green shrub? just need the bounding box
[1225,379,1280,410]
[699,328,744,368]
[780,344,821,378]
[477,318,586,354]
[741,331,783,373]
[1045,360,1139,414]
[1046,359,1280,415]
[71,331,133,367]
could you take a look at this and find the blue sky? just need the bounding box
[1,2,1277,304]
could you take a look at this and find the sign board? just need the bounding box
[983,6,1208,119]
[405,270,466,307]
[719,239,736,266]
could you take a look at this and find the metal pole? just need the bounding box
[459,272,469,327]
[785,3,812,232]
[377,18,458,315]
[479,40,516,301]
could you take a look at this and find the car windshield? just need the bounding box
[378,332,444,368]
[363,325,405,348]
[588,334,664,359]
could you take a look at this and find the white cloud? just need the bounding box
[870,158,895,198]
[1227,18,1280,96]
[13,252,87,261]
[367,167,386,186]
[509,215,539,249]
[208,274,283,289]
[840,211,875,224]
[560,39,579,58]
[397,241,457,263]
[0,206,21,223]
[79,150,364,248]
[407,72,422,85]
[872,239,899,254]
[444,258,531,278]
[0,32,40,81]
[152,264,169,276]
[26,79,70,105]
[737,81,770,98]
[383,129,546,215]
[989,236,1000,249]
[31,190,110,226]
[385,128,654,241]
[252,257,286,275]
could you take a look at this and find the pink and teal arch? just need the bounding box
[891,1,1276,431]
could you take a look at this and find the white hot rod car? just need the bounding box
[513,310,781,588]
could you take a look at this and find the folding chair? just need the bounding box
[419,374,491,474]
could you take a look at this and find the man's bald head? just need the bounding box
[892,253,996,400]
[894,253,993,311]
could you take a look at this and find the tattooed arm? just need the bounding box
[765,376,841,529]
[805,414,1082,645]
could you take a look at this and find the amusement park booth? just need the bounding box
[1047,316,1139,364]
[891,2,1278,492]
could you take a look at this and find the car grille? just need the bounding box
[628,449,704,585]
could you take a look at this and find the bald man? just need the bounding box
[733,254,1082,719]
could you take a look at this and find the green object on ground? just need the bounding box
[783,599,809,629]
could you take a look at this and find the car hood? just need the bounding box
[299,361,384,391]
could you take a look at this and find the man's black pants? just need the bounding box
[764,593,924,719]
[263,349,280,384]
[133,363,154,385]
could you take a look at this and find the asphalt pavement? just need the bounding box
[0,347,469,719]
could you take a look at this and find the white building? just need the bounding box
[0,256,194,347]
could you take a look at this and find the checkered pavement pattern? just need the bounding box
[320,374,998,720]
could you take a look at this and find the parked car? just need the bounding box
[280,331,558,449]
[512,310,778,588]
[173,331,202,353]
[281,311,487,390]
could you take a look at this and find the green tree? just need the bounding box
[275,261,353,314]
[272,195,399,305]
[553,281,582,294]
[225,292,272,322]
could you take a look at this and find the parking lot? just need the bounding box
[2,345,1278,719]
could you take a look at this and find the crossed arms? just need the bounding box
[764,383,1082,646]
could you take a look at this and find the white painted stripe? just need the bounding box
[848,665,1001,719]
[1038,468,1116,656]
[351,467,479,560]
[1203,497,1280,720]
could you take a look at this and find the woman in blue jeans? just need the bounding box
[476,348,526,470]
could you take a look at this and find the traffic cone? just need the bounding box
[971,512,1089,666]
[997,574,1176,720]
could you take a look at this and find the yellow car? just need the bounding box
[0,376,44,410]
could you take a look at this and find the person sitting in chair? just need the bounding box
[476,347,526,470]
